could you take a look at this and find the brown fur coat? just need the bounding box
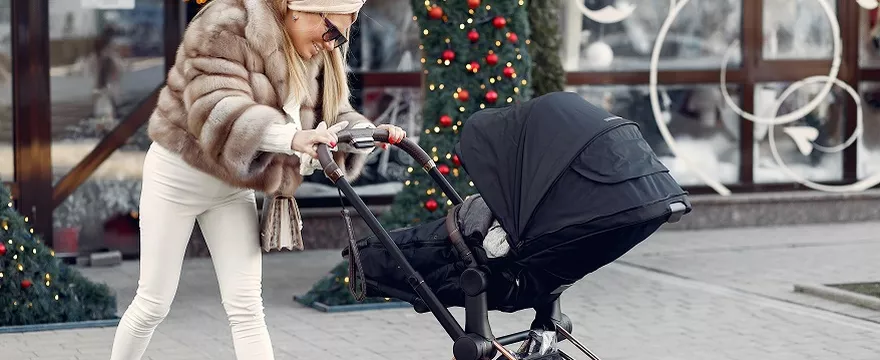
[148,0,371,197]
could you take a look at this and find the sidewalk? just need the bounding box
[1,221,879,359]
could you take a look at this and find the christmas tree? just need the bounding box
[0,185,117,326]
[297,0,534,308]
[380,0,533,229]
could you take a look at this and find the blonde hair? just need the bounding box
[276,2,354,127]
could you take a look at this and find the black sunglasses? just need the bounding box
[322,16,347,49]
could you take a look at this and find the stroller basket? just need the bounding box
[317,123,689,360]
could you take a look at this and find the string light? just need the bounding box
[54,294,59,301]
[17,263,23,271]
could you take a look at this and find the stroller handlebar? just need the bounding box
[317,127,434,181]
[316,127,464,204]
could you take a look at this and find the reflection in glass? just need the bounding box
[350,0,421,72]
[753,82,845,184]
[49,0,165,184]
[53,123,149,257]
[762,0,837,60]
[0,0,11,182]
[859,7,880,68]
[560,0,742,71]
[858,83,880,180]
[566,84,741,186]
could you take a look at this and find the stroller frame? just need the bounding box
[317,129,687,360]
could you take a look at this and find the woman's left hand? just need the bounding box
[378,124,407,144]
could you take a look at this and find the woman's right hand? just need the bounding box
[290,121,349,158]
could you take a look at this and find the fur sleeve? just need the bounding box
[181,27,286,181]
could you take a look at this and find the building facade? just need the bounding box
[1,0,877,254]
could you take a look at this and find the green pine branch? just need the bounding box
[0,185,117,326]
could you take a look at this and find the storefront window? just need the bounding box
[859,5,880,67]
[48,0,165,184]
[560,0,742,71]
[53,122,149,256]
[566,83,741,186]
[0,0,10,182]
[762,0,837,60]
[859,82,880,180]
[753,82,845,184]
[349,0,421,72]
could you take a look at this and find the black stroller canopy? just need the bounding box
[456,91,634,245]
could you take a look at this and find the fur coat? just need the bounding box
[147,0,371,198]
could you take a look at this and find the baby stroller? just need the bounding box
[317,92,692,360]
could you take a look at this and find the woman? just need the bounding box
[109,0,405,359]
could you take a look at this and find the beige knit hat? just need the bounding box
[286,0,365,16]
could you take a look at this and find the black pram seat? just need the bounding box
[343,92,690,313]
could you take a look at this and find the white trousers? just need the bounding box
[110,143,274,360]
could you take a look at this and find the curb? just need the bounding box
[293,295,412,313]
[793,283,880,311]
[0,318,120,334]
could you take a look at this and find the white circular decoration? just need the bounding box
[649,0,732,195]
[585,41,615,69]
[573,0,637,24]
[719,0,841,126]
[767,76,880,192]
[857,0,879,10]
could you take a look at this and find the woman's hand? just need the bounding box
[290,121,349,158]
[378,124,407,144]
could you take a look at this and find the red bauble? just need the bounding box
[21,279,32,289]
[457,89,470,101]
[438,164,450,175]
[442,49,456,61]
[503,66,515,78]
[429,6,443,19]
[507,32,519,43]
[468,29,480,43]
[0,243,5,256]
[452,155,461,166]
[468,0,481,9]
[493,16,507,29]
[439,115,453,127]
[486,53,499,66]
[485,90,498,103]
[468,61,480,73]
[425,199,439,212]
